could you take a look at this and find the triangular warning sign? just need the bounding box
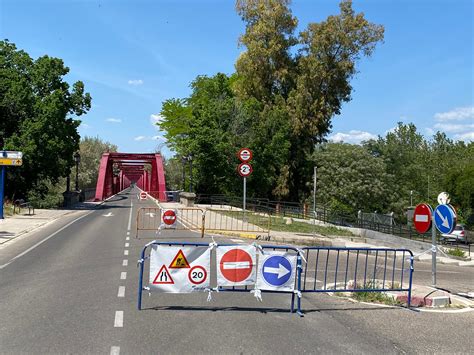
[169,249,191,269]
[152,265,174,284]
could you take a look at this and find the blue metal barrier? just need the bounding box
[300,247,414,308]
[138,243,414,315]
[137,241,303,314]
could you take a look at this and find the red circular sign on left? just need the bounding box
[413,203,432,234]
[140,192,147,199]
[162,209,177,225]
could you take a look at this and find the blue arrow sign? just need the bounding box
[262,255,293,287]
[434,204,456,234]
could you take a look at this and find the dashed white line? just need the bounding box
[122,259,128,266]
[126,232,130,236]
[114,311,123,327]
[127,201,133,231]
[126,236,130,241]
[110,346,120,355]
[120,272,127,280]
[124,250,129,256]
[125,243,129,248]
[117,286,125,298]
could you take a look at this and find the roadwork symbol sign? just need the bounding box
[257,252,296,291]
[149,245,211,293]
[153,265,174,284]
[217,246,256,286]
[169,249,190,268]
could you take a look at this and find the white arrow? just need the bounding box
[103,212,113,217]
[436,209,450,228]
[145,213,155,217]
[264,263,290,279]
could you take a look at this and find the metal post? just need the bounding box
[410,190,413,207]
[313,166,317,213]
[181,158,186,191]
[189,158,193,193]
[243,177,246,219]
[431,216,437,287]
[0,166,5,219]
[75,161,79,191]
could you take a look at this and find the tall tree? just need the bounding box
[235,0,384,200]
[1,40,91,198]
[79,136,117,189]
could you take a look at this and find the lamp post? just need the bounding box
[181,156,187,191]
[188,154,193,193]
[74,152,81,191]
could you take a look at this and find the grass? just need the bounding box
[351,290,402,305]
[217,210,355,236]
[446,247,466,258]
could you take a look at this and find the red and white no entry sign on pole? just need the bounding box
[140,191,147,200]
[413,203,433,233]
[217,246,256,286]
[238,148,253,162]
[162,209,177,227]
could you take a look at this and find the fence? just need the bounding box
[137,241,414,315]
[136,207,205,238]
[204,208,270,236]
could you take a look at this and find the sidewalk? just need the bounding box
[0,202,101,245]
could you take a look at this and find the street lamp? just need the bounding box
[181,156,187,191]
[188,154,193,193]
[74,151,81,191]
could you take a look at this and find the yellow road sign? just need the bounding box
[0,158,22,166]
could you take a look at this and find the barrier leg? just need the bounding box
[290,293,295,313]
[137,246,147,310]
[296,255,304,317]
[407,256,414,309]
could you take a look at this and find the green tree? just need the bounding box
[1,40,91,198]
[312,143,393,213]
[78,136,117,189]
[235,0,384,200]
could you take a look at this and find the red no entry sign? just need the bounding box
[162,209,177,226]
[413,203,433,233]
[140,192,147,200]
[219,248,254,283]
[238,148,253,162]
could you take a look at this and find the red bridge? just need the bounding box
[94,152,166,201]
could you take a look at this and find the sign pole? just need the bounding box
[243,177,246,219]
[0,166,4,219]
[431,215,437,287]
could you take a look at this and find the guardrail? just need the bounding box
[204,209,270,236]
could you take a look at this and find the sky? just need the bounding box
[1,0,473,157]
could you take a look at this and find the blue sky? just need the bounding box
[1,0,473,157]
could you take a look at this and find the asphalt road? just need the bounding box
[0,188,473,354]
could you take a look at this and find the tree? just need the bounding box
[312,143,393,213]
[78,136,117,189]
[0,40,91,198]
[234,0,384,200]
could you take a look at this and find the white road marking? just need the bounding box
[117,286,125,298]
[126,232,130,236]
[125,243,129,248]
[122,259,128,266]
[127,201,133,231]
[230,239,244,243]
[223,261,250,269]
[120,272,127,280]
[114,311,123,327]
[126,236,130,241]
[110,346,120,355]
[0,210,94,270]
[124,250,129,256]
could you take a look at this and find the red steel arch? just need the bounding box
[94,152,166,201]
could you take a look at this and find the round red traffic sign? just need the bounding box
[140,192,147,200]
[220,248,253,283]
[413,203,433,233]
[238,148,253,162]
[188,266,207,285]
[238,162,252,177]
[162,209,177,226]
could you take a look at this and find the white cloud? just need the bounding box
[128,79,144,86]
[134,136,146,141]
[434,122,474,133]
[106,118,122,123]
[152,135,165,141]
[80,123,90,129]
[329,130,377,144]
[434,106,474,121]
[454,131,474,141]
[150,114,163,125]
